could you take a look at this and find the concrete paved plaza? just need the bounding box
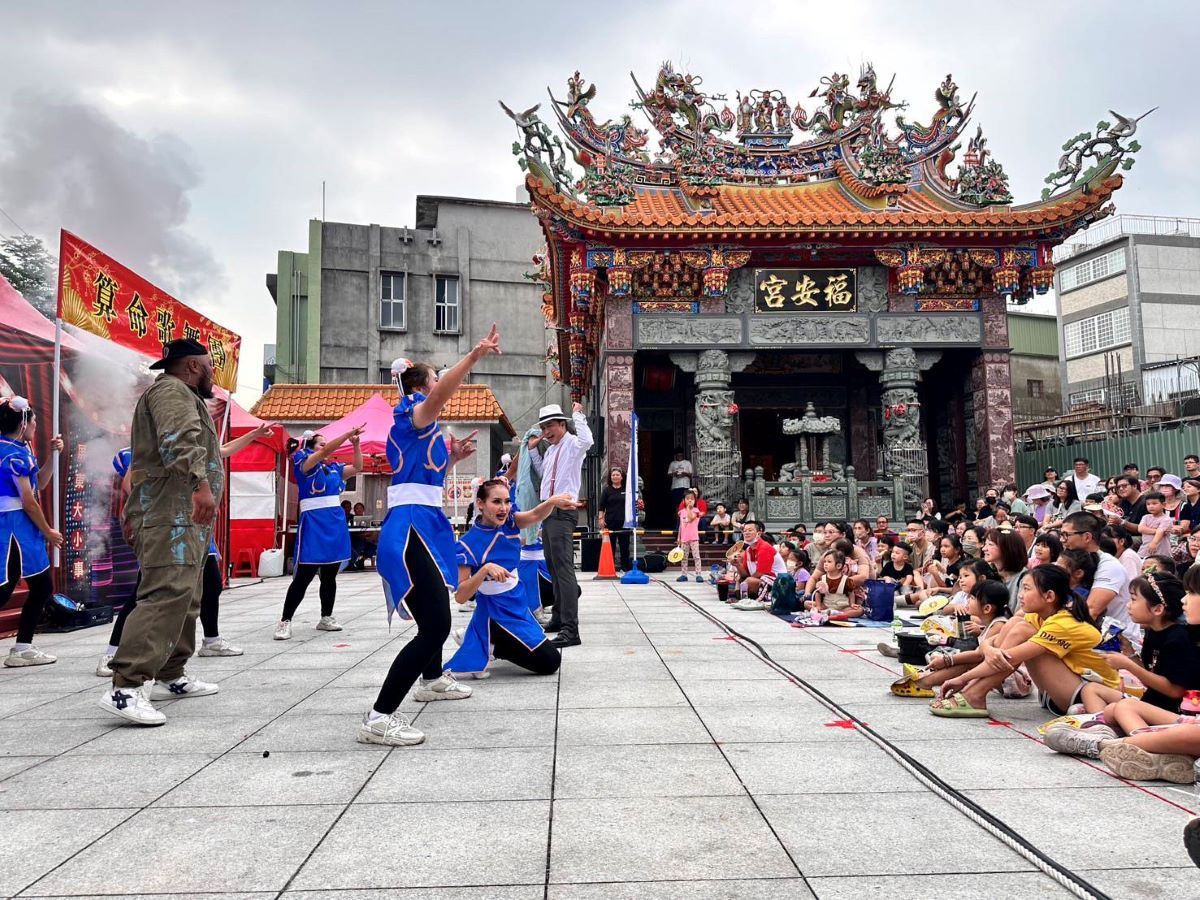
[0,571,1196,898]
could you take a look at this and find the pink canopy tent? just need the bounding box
[319,392,396,474]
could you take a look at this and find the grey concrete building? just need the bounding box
[266,195,566,433]
[1008,311,1063,421]
[1054,215,1200,409]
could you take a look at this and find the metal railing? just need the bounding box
[1054,215,1200,263]
[742,465,908,526]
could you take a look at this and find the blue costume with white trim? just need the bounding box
[0,438,48,579]
[518,539,552,614]
[445,503,548,674]
[378,391,456,621]
[292,448,350,565]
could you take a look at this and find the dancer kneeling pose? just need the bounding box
[359,326,500,747]
[446,479,577,678]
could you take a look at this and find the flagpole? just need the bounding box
[621,411,647,585]
[51,315,62,569]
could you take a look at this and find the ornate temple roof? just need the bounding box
[503,64,1149,244]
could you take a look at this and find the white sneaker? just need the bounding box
[451,627,466,646]
[4,646,57,667]
[460,600,476,613]
[95,653,114,677]
[274,620,293,641]
[149,672,219,700]
[356,711,425,746]
[731,597,764,610]
[414,673,473,701]
[1044,724,1118,758]
[315,615,343,632]
[97,682,166,726]
[198,637,243,657]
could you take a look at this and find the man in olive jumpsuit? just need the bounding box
[98,339,224,726]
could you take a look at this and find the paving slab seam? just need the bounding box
[617,590,818,894]
[541,647,564,900]
[656,582,1116,900]
[10,608,415,898]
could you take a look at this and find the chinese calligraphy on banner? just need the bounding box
[55,231,242,391]
[754,268,857,313]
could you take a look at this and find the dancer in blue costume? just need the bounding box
[275,425,363,640]
[0,397,64,668]
[446,478,576,677]
[358,324,501,747]
[98,422,276,675]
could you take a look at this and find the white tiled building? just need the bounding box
[1054,215,1200,409]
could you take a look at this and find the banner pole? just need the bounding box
[51,316,62,569]
[219,396,233,581]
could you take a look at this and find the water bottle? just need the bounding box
[891,616,903,641]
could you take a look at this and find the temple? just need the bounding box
[504,64,1147,525]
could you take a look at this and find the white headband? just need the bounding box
[9,397,29,413]
[390,358,413,376]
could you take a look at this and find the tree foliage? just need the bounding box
[0,234,57,319]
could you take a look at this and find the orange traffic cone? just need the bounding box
[595,529,618,580]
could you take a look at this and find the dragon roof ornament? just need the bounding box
[501,64,1152,214]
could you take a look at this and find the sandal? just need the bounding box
[890,677,935,698]
[929,693,990,718]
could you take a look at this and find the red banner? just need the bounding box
[55,230,241,391]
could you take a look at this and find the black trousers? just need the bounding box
[543,508,580,639]
[373,530,452,714]
[608,529,631,570]
[109,555,224,645]
[490,620,560,675]
[0,537,53,644]
[281,562,339,621]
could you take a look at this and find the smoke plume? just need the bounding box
[0,91,225,300]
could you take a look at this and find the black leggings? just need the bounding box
[0,538,54,644]
[109,555,224,646]
[491,620,560,675]
[281,562,339,621]
[373,531,451,715]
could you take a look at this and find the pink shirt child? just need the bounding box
[679,507,700,542]
[1138,512,1173,558]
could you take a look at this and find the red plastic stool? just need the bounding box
[232,548,258,578]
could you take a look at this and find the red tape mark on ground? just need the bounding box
[836,648,902,675]
[712,635,739,641]
[332,643,351,648]
[824,719,862,729]
[990,718,1196,814]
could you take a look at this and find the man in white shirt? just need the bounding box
[667,450,693,514]
[1060,511,1141,644]
[529,402,592,648]
[1071,457,1101,502]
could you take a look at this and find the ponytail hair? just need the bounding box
[0,396,33,435]
[973,580,1011,620]
[286,430,320,455]
[1026,563,1091,625]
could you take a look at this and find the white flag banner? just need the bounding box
[624,412,639,529]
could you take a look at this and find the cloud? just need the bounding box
[0,91,225,303]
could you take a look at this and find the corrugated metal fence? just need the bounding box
[1016,421,1200,487]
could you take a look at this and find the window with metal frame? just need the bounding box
[1063,307,1130,358]
[435,275,460,334]
[1060,247,1126,292]
[380,272,407,330]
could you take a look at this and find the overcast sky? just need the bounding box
[3,1,1197,403]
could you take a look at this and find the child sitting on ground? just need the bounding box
[931,564,1119,718]
[804,549,864,619]
[891,577,1010,698]
[1056,548,1097,606]
[879,541,916,599]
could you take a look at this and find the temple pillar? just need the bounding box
[602,298,635,475]
[974,294,1016,489]
[857,348,941,512]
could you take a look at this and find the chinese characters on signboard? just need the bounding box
[754,268,857,313]
[56,231,242,391]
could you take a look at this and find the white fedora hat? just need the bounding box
[537,404,570,427]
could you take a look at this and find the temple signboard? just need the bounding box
[754,268,857,312]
